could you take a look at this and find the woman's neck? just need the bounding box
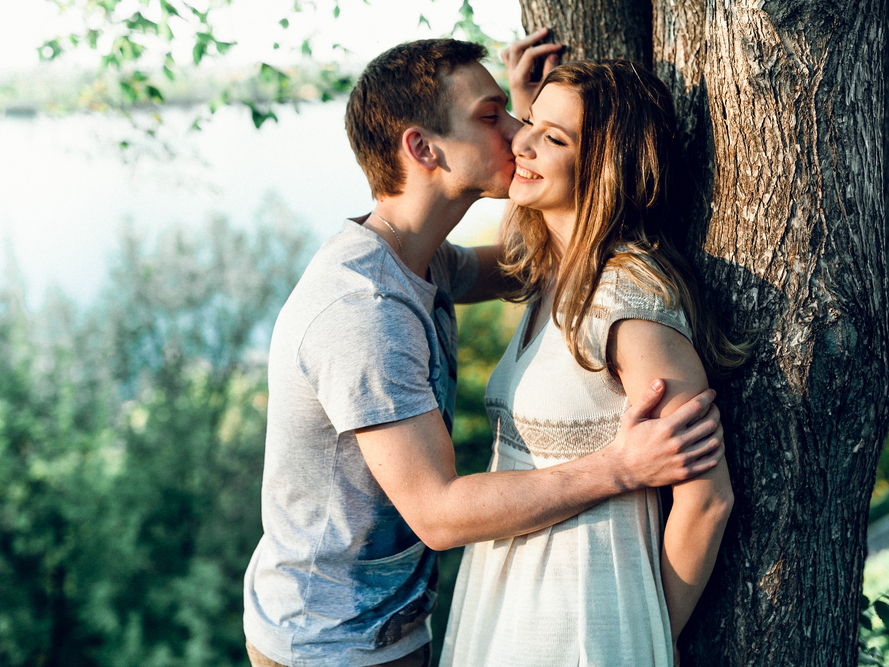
[542,210,574,259]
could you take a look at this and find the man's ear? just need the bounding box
[402,127,439,172]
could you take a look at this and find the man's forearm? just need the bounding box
[456,243,521,304]
[416,448,630,550]
[356,385,723,551]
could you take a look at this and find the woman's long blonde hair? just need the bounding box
[501,60,748,375]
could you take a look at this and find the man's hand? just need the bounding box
[609,379,724,491]
[500,27,563,119]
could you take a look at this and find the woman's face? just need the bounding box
[509,83,582,236]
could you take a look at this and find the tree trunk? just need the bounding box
[519,0,652,65]
[520,1,889,664]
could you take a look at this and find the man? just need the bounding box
[243,35,724,667]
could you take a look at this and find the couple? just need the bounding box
[244,30,741,667]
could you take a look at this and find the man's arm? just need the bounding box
[455,243,519,304]
[355,380,723,551]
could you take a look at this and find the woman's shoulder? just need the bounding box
[593,252,691,337]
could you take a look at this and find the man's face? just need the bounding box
[433,62,522,200]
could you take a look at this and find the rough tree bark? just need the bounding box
[518,0,651,64]
[519,1,889,665]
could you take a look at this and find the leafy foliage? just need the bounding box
[25,0,510,127]
[35,0,357,123]
[0,216,519,665]
[0,217,306,666]
[861,591,889,665]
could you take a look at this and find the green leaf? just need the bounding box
[131,71,148,82]
[333,3,340,18]
[101,53,121,69]
[260,62,280,82]
[193,34,210,64]
[862,612,874,631]
[863,594,873,612]
[125,12,158,34]
[215,40,236,55]
[160,1,180,17]
[146,86,165,104]
[301,39,312,56]
[874,600,889,627]
[247,104,278,129]
[279,18,289,28]
[39,39,63,61]
[209,89,231,114]
[120,81,138,104]
[185,3,210,22]
[418,14,431,29]
[112,36,145,61]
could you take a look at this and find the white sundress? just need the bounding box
[440,266,693,667]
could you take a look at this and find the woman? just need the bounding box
[440,61,747,666]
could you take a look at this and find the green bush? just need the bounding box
[0,217,304,667]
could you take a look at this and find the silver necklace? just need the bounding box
[373,212,408,267]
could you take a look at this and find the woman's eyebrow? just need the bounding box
[537,118,577,140]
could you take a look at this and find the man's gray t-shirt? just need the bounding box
[244,217,479,667]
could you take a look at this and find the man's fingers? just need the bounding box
[684,439,725,477]
[679,404,721,447]
[623,378,666,423]
[681,421,723,459]
[660,388,717,430]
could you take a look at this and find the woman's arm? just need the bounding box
[609,318,734,656]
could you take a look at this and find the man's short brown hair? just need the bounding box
[345,38,487,199]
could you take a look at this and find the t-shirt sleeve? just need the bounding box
[434,240,480,302]
[585,267,694,393]
[296,290,440,434]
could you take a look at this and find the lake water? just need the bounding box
[0,101,505,310]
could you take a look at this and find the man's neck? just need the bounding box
[370,189,477,280]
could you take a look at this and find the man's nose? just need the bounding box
[503,114,522,143]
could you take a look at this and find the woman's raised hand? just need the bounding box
[500,27,563,120]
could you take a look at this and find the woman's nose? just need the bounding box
[511,127,534,158]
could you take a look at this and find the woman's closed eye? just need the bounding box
[547,135,567,147]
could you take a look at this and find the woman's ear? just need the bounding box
[402,127,439,172]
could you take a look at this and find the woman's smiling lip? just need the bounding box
[514,164,542,180]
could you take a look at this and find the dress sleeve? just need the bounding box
[585,266,694,394]
[296,290,440,434]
